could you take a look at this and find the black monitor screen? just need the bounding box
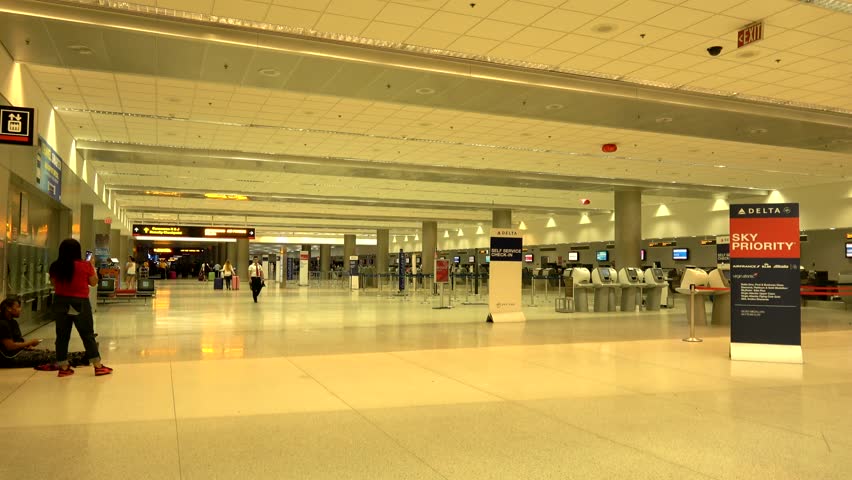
[673,248,689,261]
[652,268,664,281]
[568,251,579,262]
[627,268,639,282]
[596,250,608,262]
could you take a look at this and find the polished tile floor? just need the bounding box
[1,280,851,479]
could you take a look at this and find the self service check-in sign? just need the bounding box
[0,106,35,146]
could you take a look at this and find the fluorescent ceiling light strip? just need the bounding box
[798,0,852,14]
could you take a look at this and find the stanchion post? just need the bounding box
[683,283,703,343]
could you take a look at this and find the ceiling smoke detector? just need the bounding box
[655,116,673,124]
[415,87,435,95]
[592,24,617,33]
[545,103,564,110]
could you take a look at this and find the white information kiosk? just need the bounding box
[618,267,642,312]
[642,268,667,311]
[568,267,592,312]
[708,267,731,325]
[592,267,617,312]
[675,268,712,326]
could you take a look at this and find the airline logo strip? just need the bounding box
[729,204,801,347]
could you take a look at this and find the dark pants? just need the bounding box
[250,277,262,302]
[1,349,88,368]
[52,295,101,367]
[224,276,232,290]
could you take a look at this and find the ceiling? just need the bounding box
[0,0,850,241]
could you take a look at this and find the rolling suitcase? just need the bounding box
[232,275,240,290]
[213,277,224,290]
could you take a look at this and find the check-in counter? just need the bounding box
[568,267,592,312]
[592,267,617,312]
[708,268,731,325]
[618,267,642,312]
[675,268,712,326]
[643,268,667,311]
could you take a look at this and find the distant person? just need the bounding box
[222,260,235,290]
[213,262,222,278]
[48,238,113,377]
[248,256,265,303]
[199,262,208,281]
[125,256,137,289]
[0,297,87,369]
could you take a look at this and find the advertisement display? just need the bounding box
[36,136,62,201]
[298,251,309,286]
[398,249,405,291]
[488,229,525,323]
[729,203,802,363]
[435,259,450,284]
[348,255,359,290]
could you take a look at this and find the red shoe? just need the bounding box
[58,367,74,377]
[94,365,113,376]
[34,363,58,371]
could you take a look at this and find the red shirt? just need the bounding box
[52,260,95,298]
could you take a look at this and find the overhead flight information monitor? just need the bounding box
[596,250,608,262]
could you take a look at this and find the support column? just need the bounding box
[614,189,642,268]
[421,221,437,276]
[119,234,129,270]
[376,229,389,274]
[79,204,95,253]
[492,209,512,228]
[236,238,250,278]
[302,245,312,270]
[343,235,356,262]
[109,228,121,258]
[320,244,331,273]
[226,242,237,265]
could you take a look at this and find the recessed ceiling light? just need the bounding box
[419,122,432,127]
[415,87,435,95]
[749,128,768,134]
[655,116,673,123]
[592,24,617,33]
[545,103,564,110]
[258,68,281,77]
[67,44,94,55]
[714,164,727,168]
[736,50,759,58]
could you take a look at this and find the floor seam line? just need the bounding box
[169,361,185,480]
[282,356,451,480]
[387,351,723,480]
[0,370,37,405]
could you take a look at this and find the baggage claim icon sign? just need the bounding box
[0,106,35,146]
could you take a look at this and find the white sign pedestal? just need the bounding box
[488,228,526,323]
[298,250,309,286]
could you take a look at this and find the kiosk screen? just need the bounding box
[652,268,664,282]
[847,242,852,258]
[599,268,611,282]
[626,268,639,282]
[567,251,579,262]
[596,250,608,262]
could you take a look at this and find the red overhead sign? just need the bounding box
[737,22,763,48]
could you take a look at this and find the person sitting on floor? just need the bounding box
[0,297,88,370]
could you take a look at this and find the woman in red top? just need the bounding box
[48,239,113,377]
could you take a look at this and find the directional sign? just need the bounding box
[737,21,763,48]
[132,224,256,239]
[0,106,35,145]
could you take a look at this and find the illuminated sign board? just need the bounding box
[133,224,256,239]
[648,241,677,247]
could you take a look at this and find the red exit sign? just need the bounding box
[738,22,763,48]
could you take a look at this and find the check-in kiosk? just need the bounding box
[708,268,731,325]
[675,268,711,326]
[643,268,667,311]
[618,267,642,312]
[592,267,617,312]
[568,267,592,312]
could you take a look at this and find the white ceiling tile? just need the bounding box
[362,22,417,42]
[584,40,641,60]
[325,0,386,20]
[724,0,796,21]
[314,14,370,35]
[606,0,673,23]
[440,0,505,18]
[688,15,751,38]
[644,6,713,30]
[559,0,625,15]
[525,48,575,65]
[574,18,637,39]
[780,57,834,74]
[421,11,480,34]
[828,27,852,42]
[532,8,596,33]
[612,24,676,45]
[595,59,646,75]
[466,19,526,41]
[656,52,705,69]
[651,31,713,51]
[764,3,831,29]
[211,0,270,21]
[264,5,321,26]
[626,65,677,80]
[487,0,552,25]
[621,46,675,64]
[788,37,848,57]
[375,3,435,27]
[561,54,611,70]
[509,27,565,47]
[548,33,604,53]
[657,70,705,85]
[489,42,540,59]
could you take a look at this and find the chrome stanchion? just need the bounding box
[683,283,703,343]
